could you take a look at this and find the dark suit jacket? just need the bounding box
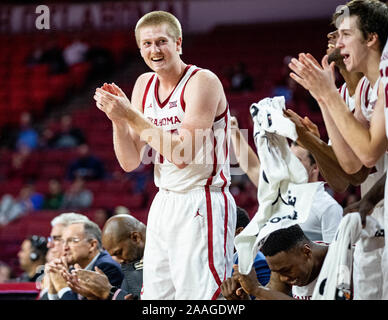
[61,250,124,300]
[114,260,143,300]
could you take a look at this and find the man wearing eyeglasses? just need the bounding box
[46,220,123,300]
[39,212,90,299]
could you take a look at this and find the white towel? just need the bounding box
[353,211,385,300]
[234,96,322,275]
[312,213,361,300]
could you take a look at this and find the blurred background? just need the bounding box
[0,0,359,279]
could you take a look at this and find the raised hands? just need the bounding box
[288,53,337,103]
[283,108,321,148]
[94,83,133,123]
[65,265,113,300]
[46,257,70,293]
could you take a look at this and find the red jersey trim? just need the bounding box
[364,82,371,107]
[142,74,155,112]
[180,67,201,112]
[154,64,191,109]
[359,78,366,103]
[214,103,229,122]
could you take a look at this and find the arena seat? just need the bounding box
[0,283,40,300]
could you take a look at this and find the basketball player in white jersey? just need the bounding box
[288,0,388,224]
[222,224,329,300]
[327,30,363,113]
[288,0,388,299]
[93,11,236,300]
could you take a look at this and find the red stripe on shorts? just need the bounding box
[220,172,229,282]
[211,286,221,300]
[205,185,222,294]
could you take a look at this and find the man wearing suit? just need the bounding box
[64,214,145,300]
[46,219,123,300]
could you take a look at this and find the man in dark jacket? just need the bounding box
[65,214,145,300]
[46,220,123,300]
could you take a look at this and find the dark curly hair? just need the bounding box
[260,224,310,257]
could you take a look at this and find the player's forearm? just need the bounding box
[361,172,386,208]
[231,127,260,187]
[323,91,382,168]
[302,134,349,192]
[297,129,368,190]
[112,121,142,172]
[319,102,364,174]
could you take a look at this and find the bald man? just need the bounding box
[65,214,145,300]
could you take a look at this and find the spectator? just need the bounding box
[5,146,32,180]
[272,55,307,106]
[85,41,115,78]
[45,220,123,300]
[39,212,91,299]
[63,36,89,67]
[61,177,93,210]
[65,214,145,300]
[17,235,48,282]
[50,115,86,149]
[37,39,68,75]
[0,184,44,226]
[67,144,105,181]
[114,206,131,216]
[93,207,113,229]
[125,162,152,193]
[15,112,39,152]
[0,261,12,283]
[43,179,64,210]
[230,62,254,92]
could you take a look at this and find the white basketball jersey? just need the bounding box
[292,277,318,300]
[328,83,355,145]
[358,74,387,197]
[359,76,381,122]
[142,64,232,192]
[338,83,355,113]
[292,241,328,300]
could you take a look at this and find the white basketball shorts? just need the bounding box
[141,186,236,300]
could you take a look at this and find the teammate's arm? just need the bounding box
[323,81,387,168]
[289,53,385,172]
[230,116,260,187]
[344,172,386,227]
[284,109,369,191]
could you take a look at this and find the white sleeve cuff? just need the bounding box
[39,288,48,299]
[58,287,72,299]
[48,292,59,300]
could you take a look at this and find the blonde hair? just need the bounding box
[135,11,182,52]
